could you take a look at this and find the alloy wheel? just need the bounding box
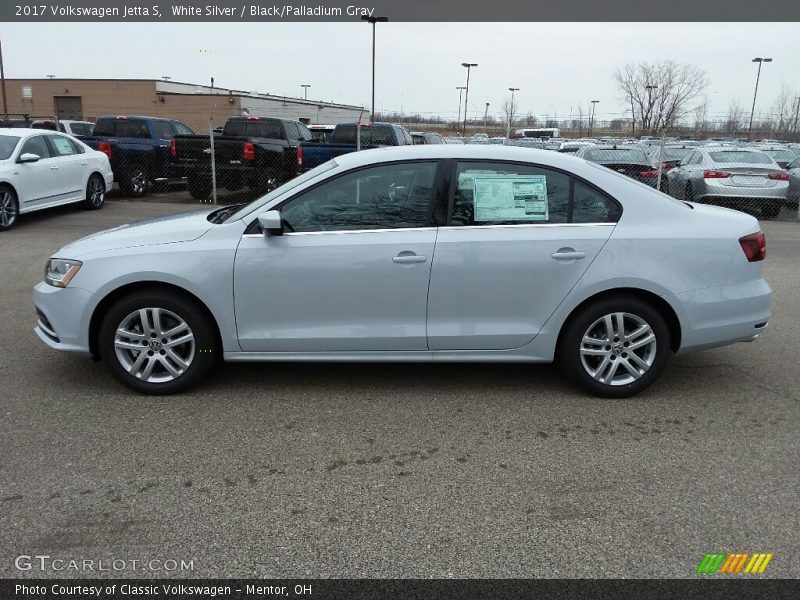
[579,312,657,386]
[114,307,195,383]
[89,176,105,207]
[0,191,17,228]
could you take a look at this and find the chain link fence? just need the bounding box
[18,112,798,222]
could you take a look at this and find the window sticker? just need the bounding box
[51,136,74,155]
[469,174,549,222]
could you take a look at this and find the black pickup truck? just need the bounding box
[80,115,195,197]
[171,116,313,199]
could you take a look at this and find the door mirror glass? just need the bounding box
[259,210,284,236]
[17,153,40,163]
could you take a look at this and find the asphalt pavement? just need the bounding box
[1,200,798,578]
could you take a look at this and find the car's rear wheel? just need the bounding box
[98,290,217,394]
[558,296,671,398]
[685,182,695,203]
[83,174,106,210]
[121,164,150,197]
[0,185,19,232]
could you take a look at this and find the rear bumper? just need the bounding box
[674,278,772,354]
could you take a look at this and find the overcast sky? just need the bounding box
[2,22,798,121]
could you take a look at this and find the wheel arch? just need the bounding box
[0,180,19,198]
[88,281,223,360]
[556,287,682,355]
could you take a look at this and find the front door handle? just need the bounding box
[551,249,586,261]
[393,252,427,265]
[50,166,59,170]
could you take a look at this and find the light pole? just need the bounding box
[589,100,599,136]
[484,102,490,132]
[300,84,311,100]
[506,87,519,138]
[747,57,772,141]
[645,84,657,134]
[456,86,466,133]
[361,15,389,123]
[461,62,478,136]
[794,96,800,140]
[0,35,7,118]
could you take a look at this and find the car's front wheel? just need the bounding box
[0,185,19,232]
[98,289,217,394]
[558,296,671,398]
[83,174,106,210]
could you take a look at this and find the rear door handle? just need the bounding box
[551,250,586,260]
[50,166,59,170]
[393,253,427,265]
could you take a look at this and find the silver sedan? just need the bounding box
[665,146,789,218]
[33,145,772,398]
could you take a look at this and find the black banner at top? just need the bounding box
[3,0,800,22]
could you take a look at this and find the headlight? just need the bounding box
[44,258,82,288]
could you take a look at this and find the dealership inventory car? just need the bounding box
[665,146,789,218]
[786,155,800,209]
[0,128,113,231]
[575,144,659,186]
[33,145,771,398]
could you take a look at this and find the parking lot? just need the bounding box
[1,199,798,578]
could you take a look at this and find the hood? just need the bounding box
[58,208,217,256]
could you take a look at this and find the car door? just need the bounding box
[426,160,620,351]
[45,134,89,203]
[234,160,442,352]
[13,134,59,209]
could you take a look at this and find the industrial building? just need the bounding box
[0,78,368,132]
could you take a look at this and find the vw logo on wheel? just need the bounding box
[148,339,163,352]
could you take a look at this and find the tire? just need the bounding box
[0,185,19,232]
[684,182,695,203]
[98,289,218,394]
[251,169,280,193]
[187,175,212,200]
[558,296,672,398]
[83,173,106,210]
[120,164,150,197]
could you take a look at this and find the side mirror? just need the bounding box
[258,210,284,236]
[17,153,40,163]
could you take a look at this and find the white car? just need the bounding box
[0,128,113,231]
[33,145,771,397]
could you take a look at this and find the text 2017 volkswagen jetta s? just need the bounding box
[33,145,771,397]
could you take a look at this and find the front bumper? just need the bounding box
[32,282,93,354]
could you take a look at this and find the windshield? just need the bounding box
[708,151,772,164]
[0,135,20,159]
[223,160,338,223]
[69,122,94,136]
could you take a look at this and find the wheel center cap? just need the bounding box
[148,339,163,352]
[612,343,624,356]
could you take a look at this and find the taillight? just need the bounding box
[297,145,303,167]
[641,170,658,178]
[170,138,177,158]
[98,142,112,159]
[703,170,730,179]
[739,231,766,262]
[662,162,674,169]
[767,172,789,181]
[243,142,255,161]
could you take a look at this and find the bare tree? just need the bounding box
[725,99,746,134]
[769,84,797,139]
[614,60,709,135]
[500,98,514,132]
[693,97,708,134]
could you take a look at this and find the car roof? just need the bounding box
[0,127,69,136]
[331,143,596,172]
